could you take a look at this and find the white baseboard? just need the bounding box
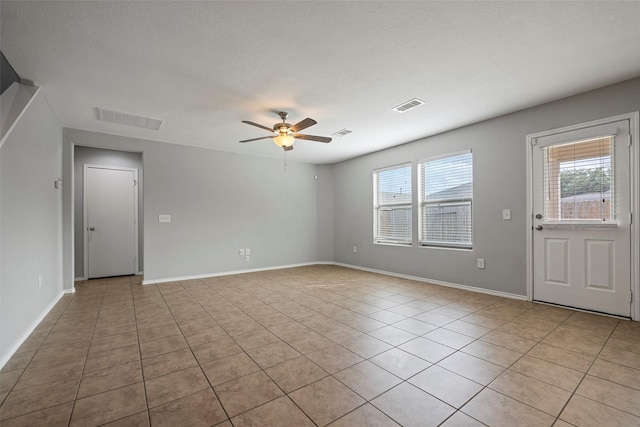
[74,276,85,282]
[63,287,76,294]
[0,291,63,370]
[334,262,528,301]
[141,262,320,285]
[136,271,143,276]
[141,261,526,302]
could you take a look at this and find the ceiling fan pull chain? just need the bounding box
[283,151,287,173]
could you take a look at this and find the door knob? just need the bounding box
[89,227,95,231]
[535,214,543,219]
[535,225,543,230]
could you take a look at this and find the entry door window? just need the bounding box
[542,136,614,223]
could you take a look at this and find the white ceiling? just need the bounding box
[2,1,640,164]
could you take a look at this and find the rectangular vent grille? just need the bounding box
[96,108,163,130]
[392,98,425,113]
[332,128,353,137]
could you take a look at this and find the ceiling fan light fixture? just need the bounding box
[274,133,295,148]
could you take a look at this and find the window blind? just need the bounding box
[419,151,473,248]
[543,136,614,222]
[374,164,412,245]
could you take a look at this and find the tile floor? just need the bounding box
[1,265,639,426]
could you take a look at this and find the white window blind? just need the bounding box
[419,151,473,248]
[543,136,614,223]
[374,164,412,245]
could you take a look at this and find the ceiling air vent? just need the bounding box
[332,128,353,137]
[96,107,163,131]
[392,98,425,113]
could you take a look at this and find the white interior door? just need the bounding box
[532,120,631,317]
[85,165,137,279]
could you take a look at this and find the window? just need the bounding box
[419,151,473,248]
[542,136,614,223]
[374,163,412,245]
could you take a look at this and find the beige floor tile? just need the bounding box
[0,402,73,427]
[137,323,182,343]
[84,344,141,373]
[437,352,504,385]
[509,355,583,392]
[145,366,210,408]
[141,348,198,380]
[462,388,554,427]
[14,356,85,390]
[413,311,457,327]
[70,382,147,426]
[306,344,364,373]
[527,343,594,373]
[560,394,640,427]
[489,370,570,416]
[1,351,35,373]
[367,325,417,346]
[89,331,138,354]
[399,337,456,363]
[139,334,188,359]
[327,403,401,427]
[338,334,393,358]
[149,388,227,427]
[290,376,366,426]
[392,318,438,335]
[334,360,402,400]
[231,396,314,427]
[443,320,493,339]
[265,356,328,393]
[588,358,640,390]
[201,352,260,386]
[461,340,522,368]
[480,330,537,353]
[372,382,455,427]
[0,378,80,420]
[78,361,143,398]
[214,371,284,417]
[101,410,149,426]
[191,336,243,364]
[232,328,281,350]
[497,321,550,341]
[576,375,640,417]
[409,365,483,408]
[460,313,507,329]
[423,328,476,349]
[598,344,640,369]
[542,326,606,357]
[439,411,485,426]
[246,341,301,369]
[182,325,228,347]
[369,348,431,379]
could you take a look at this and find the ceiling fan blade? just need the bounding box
[290,118,317,133]
[242,120,274,132]
[294,134,332,143]
[239,136,273,143]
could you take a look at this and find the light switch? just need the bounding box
[502,209,511,220]
[245,248,251,256]
[239,249,245,256]
[159,214,171,223]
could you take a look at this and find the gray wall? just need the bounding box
[73,146,143,278]
[332,78,640,296]
[1,89,63,364]
[64,129,325,282]
[316,164,334,262]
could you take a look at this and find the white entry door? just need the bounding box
[532,119,631,317]
[85,165,137,279]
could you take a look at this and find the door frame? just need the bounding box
[526,112,640,321]
[83,164,139,279]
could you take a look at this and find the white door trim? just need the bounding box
[83,164,139,279]
[526,112,639,320]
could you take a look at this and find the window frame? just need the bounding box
[373,163,413,246]
[418,150,473,250]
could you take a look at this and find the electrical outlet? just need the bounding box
[245,255,250,262]
[353,245,358,253]
[502,209,511,220]
[239,249,245,256]
[159,214,171,223]
[477,258,485,269]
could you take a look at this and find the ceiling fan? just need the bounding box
[240,111,332,151]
